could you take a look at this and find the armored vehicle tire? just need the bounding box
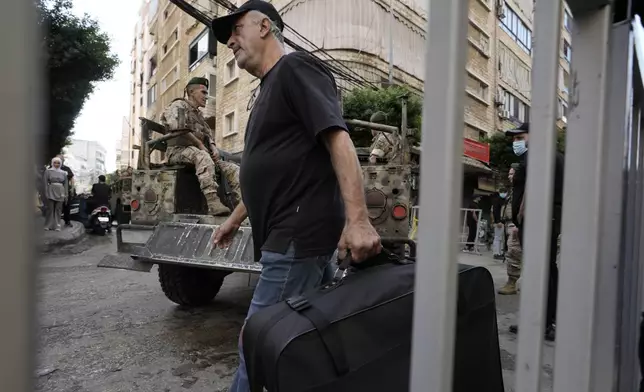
[158,264,228,306]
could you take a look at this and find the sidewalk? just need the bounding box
[37,216,85,252]
[458,249,555,392]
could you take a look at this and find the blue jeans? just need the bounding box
[228,242,336,392]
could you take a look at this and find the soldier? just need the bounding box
[368,130,401,164]
[160,77,241,216]
[498,166,522,295]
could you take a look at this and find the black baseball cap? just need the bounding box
[505,122,529,136]
[211,0,284,45]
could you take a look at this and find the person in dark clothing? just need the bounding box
[208,3,381,390]
[87,175,111,215]
[506,122,565,342]
[464,198,480,251]
[57,155,75,227]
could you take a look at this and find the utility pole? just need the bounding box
[388,0,394,84]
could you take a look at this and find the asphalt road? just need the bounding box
[35,234,554,392]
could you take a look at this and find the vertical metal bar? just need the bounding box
[0,0,39,391]
[617,71,643,391]
[589,21,632,392]
[409,0,469,389]
[514,0,562,390]
[388,0,394,84]
[552,5,613,392]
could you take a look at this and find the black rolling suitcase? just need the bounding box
[243,252,504,392]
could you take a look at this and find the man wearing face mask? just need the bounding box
[505,122,565,341]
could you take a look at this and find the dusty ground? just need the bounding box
[35,234,554,391]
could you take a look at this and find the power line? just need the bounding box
[188,0,380,90]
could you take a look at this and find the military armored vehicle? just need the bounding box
[98,98,417,307]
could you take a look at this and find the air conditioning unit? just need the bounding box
[561,116,567,124]
[493,94,503,107]
[497,110,510,119]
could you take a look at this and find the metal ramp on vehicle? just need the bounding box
[98,222,258,273]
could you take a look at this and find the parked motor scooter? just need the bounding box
[88,205,112,235]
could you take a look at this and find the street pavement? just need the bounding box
[35,233,554,392]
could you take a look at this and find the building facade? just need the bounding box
[120,0,223,169]
[63,139,108,193]
[121,0,571,183]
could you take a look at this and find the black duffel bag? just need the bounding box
[243,251,504,392]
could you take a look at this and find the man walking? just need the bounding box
[209,2,381,390]
[506,123,565,341]
[160,77,241,216]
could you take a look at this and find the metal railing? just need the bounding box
[409,206,485,255]
[411,0,644,391]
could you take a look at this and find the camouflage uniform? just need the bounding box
[498,189,522,295]
[369,132,401,162]
[160,99,241,215]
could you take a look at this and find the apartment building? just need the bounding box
[120,0,571,179]
[120,0,223,169]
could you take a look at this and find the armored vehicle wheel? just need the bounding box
[158,264,228,306]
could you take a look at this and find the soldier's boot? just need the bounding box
[205,193,231,216]
[497,276,519,295]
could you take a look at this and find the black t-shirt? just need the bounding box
[240,51,346,261]
[91,183,111,206]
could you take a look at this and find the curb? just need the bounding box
[40,221,86,253]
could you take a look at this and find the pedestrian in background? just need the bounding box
[505,122,564,342]
[464,198,480,252]
[57,155,75,227]
[491,189,507,260]
[43,157,69,231]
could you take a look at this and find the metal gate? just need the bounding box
[411,0,644,391]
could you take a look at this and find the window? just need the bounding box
[466,75,488,101]
[189,30,209,70]
[162,27,178,56]
[499,2,532,54]
[499,88,530,123]
[562,40,572,63]
[560,67,570,94]
[224,58,239,84]
[207,73,216,97]
[564,10,573,31]
[161,64,179,92]
[147,84,157,106]
[149,55,158,79]
[557,98,569,119]
[224,111,237,136]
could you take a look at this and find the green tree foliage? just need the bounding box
[39,0,118,162]
[484,129,567,173]
[342,85,423,147]
[105,170,119,185]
